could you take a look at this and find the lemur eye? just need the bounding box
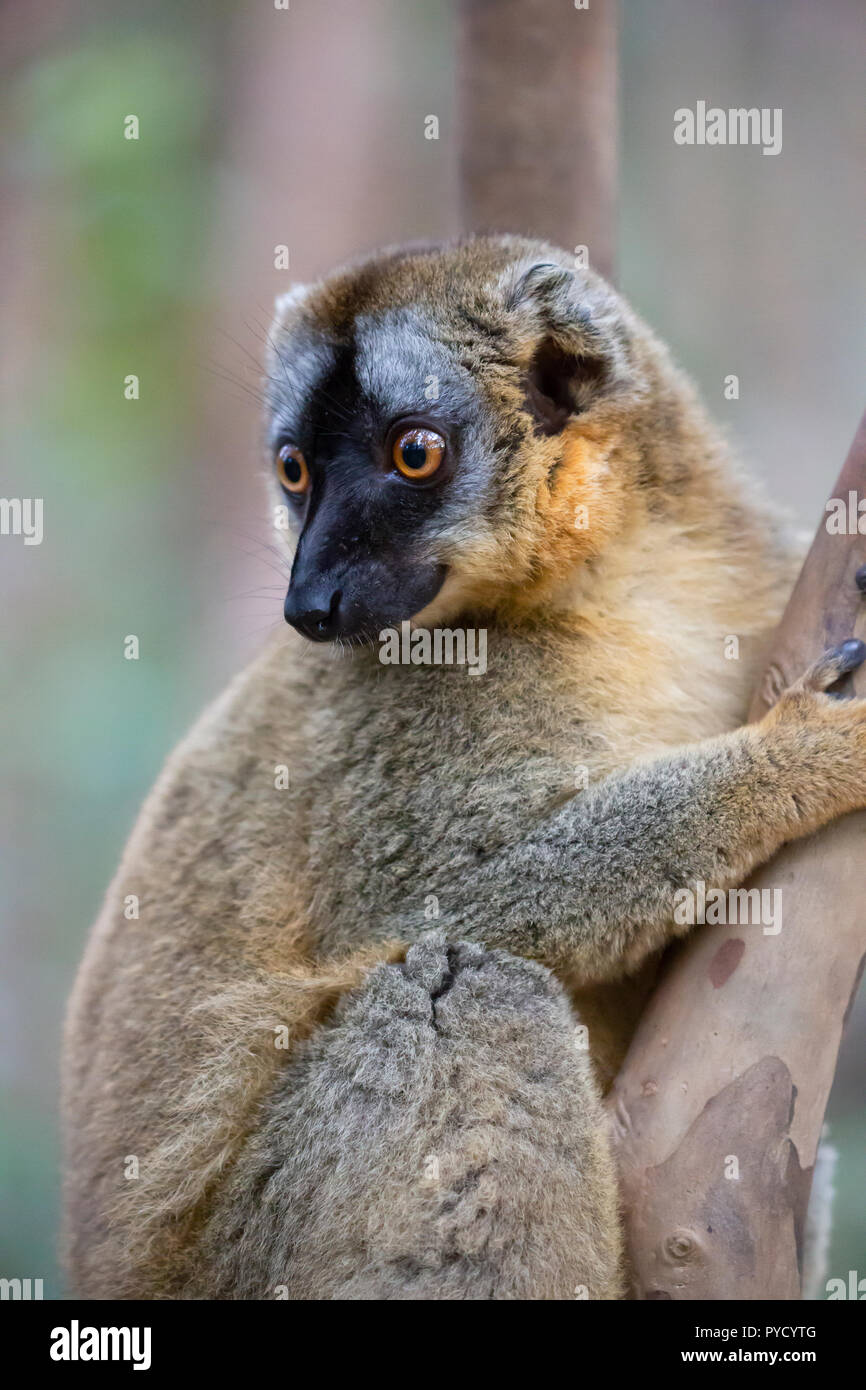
[392,427,446,480]
[275,443,310,496]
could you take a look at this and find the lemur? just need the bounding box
[62,236,866,1299]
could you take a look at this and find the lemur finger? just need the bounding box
[399,933,569,1042]
[432,945,572,1047]
[793,639,866,694]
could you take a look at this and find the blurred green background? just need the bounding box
[1,0,864,1297]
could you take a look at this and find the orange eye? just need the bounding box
[392,427,446,480]
[276,444,310,495]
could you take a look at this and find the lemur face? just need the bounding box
[266,237,633,642]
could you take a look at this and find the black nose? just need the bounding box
[283,585,342,641]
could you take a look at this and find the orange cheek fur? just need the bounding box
[412,425,632,626]
[517,423,628,608]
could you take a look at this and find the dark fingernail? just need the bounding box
[834,638,866,672]
[856,564,866,593]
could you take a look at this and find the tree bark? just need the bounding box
[608,411,866,1300]
[457,0,618,280]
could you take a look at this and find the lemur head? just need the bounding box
[266,235,673,643]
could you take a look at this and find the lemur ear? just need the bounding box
[273,282,311,328]
[505,261,615,436]
[506,261,575,318]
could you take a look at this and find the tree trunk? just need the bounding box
[457,0,618,280]
[608,411,866,1300]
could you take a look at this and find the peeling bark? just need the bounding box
[609,411,866,1299]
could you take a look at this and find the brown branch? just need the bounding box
[457,0,618,280]
[608,411,866,1300]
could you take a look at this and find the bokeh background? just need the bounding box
[2,0,864,1297]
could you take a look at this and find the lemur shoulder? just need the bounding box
[62,236,866,1299]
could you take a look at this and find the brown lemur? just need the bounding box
[63,235,866,1300]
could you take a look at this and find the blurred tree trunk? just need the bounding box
[457,0,618,279]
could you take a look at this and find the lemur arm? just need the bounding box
[448,645,866,981]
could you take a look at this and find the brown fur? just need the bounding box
[62,237,861,1300]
